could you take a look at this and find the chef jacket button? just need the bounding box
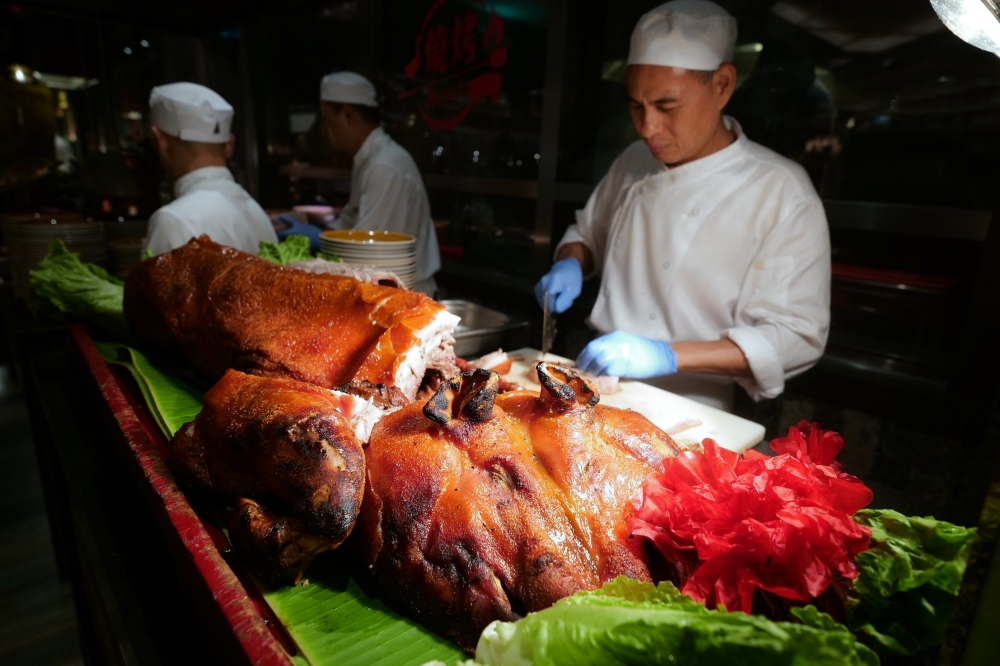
[603,287,610,297]
[690,208,700,216]
[662,259,671,269]
[649,312,657,320]
[614,238,622,248]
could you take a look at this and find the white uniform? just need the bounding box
[335,128,441,294]
[144,166,277,256]
[558,118,830,410]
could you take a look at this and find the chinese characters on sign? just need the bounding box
[400,0,507,130]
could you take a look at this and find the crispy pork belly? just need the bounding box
[336,379,408,410]
[124,236,458,400]
[394,309,461,400]
[358,363,680,649]
[289,258,405,289]
[168,369,382,580]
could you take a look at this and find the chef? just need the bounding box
[144,82,276,256]
[536,0,830,411]
[319,71,441,295]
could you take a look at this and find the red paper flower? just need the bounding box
[628,425,873,615]
[770,419,846,469]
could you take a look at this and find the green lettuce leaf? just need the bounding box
[848,509,976,656]
[469,577,879,666]
[258,234,313,264]
[29,239,129,339]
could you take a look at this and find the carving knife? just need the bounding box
[541,290,557,359]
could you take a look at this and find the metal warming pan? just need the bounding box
[438,299,528,358]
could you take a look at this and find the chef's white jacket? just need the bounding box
[144,166,277,256]
[334,127,441,294]
[558,118,830,410]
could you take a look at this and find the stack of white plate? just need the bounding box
[104,218,149,241]
[109,237,145,279]
[319,230,418,290]
[14,216,106,300]
[2,211,81,294]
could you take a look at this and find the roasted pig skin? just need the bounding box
[168,369,367,549]
[228,498,338,583]
[358,364,680,649]
[123,236,457,399]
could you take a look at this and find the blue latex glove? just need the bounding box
[277,215,322,252]
[576,331,677,378]
[534,258,583,313]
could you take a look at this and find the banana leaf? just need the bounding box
[93,341,465,665]
[95,342,203,438]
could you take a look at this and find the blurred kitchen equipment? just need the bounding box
[1,210,93,298]
[439,299,529,358]
[293,205,336,227]
[12,214,105,300]
[103,218,148,241]
[108,237,145,279]
[821,200,990,396]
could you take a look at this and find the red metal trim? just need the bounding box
[68,324,293,666]
[102,363,300,654]
[832,262,960,291]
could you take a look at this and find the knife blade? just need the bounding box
[541,290,557,359]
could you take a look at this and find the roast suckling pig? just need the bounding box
[357,362,680,649]
[124,236,459,400]
[168,369,384,580]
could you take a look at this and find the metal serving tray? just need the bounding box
[439,299,528,358]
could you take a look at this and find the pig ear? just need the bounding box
[423,368,499,425]
[537,363,599,411]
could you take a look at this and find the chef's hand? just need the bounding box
[534,258,583,313]
[277,215,322,252]
[576,331,677,378]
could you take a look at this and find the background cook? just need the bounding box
[536,0,830,412]
[144,82,277,256]
[319,72,441,295]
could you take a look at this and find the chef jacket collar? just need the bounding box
[654,115,746,182]
[352,126,386,170]
[174,166,234,199]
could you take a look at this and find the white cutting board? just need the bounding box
[502,348,765,454]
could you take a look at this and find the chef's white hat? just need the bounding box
[320,71,378,108]
[149,82,233,144]
[628,0,737,71]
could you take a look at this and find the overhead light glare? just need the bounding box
[9,64,35,83]
[930,0,1000,57]
[33,72,99,90]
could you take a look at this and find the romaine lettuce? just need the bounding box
[848,509,976,655]
[258,234,313,264]
[29,239,129,338]
[465,577,879,666]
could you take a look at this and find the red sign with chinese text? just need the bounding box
[400,0,507,131]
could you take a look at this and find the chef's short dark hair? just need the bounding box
[324,101,381,125]
[689,69,715,84]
